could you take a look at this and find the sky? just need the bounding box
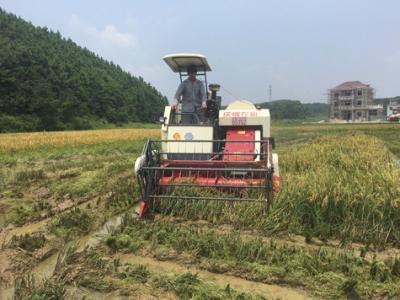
[1,0,399,104]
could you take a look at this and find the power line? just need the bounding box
[220,85,241,100]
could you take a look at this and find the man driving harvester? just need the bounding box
[172,64,207,124]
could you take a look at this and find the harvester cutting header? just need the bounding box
[135,53,280,217]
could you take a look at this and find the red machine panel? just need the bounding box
[223,128,255,161]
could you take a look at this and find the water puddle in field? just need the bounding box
[0,208,137,300]
[119,254,309,300]
[0,198,99,244]
[0,218,48,244]
[33,212,129,281]
[0,289,14,300]
[63,286,133,300]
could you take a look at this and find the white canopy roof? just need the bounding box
[163,53,212,73]
[226,100,256,110]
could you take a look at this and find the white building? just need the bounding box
[387,97,400,118]
[329,81,384,122]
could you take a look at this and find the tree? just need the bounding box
[0,8,168,132]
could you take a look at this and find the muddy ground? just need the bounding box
[1,124,400,299]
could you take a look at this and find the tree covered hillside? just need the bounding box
[0,8,168,132]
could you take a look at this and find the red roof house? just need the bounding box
[333,81,370,90]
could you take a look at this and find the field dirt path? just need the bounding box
[155,215,400,261]
[0,197,100,245]
[0,207,313,300]
[2,207,400,299]
[119,253,310,300]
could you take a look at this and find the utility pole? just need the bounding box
[268,84,272,102]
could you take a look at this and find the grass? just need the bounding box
[0,137,146,228]
[52,246,267,299]
[14,274,66,300]
[9,233,46,252]
[152,271,266,300]
[117,264,151,283]
[106,216,400,299]
[5,200,52,226]
[1,123,399,298]
[49,208,95,237]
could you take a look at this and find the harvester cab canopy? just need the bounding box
[163,53,211,85]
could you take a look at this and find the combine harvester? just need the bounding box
[135,53,280,217]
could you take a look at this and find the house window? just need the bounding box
[357,90,362,96]
[342,90,352,96]
[357,101,362,106]
[334,102,338,107]
[369,110,377,116]
[334,93,339,99]
[344,101,351,106]
[357,111,362,117]
[334,113,339,118]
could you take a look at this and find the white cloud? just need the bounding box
[68,14,136,48]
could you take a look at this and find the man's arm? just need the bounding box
[173,82,185,107]
[199,81,207,108]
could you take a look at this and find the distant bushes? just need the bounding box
[0,114,40,132]
[0,114,123,132]
[259,100,328,120]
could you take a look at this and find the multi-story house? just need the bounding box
[329,81,383,121]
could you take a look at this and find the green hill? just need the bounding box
[258,100,328,121]
[0,8,168,132]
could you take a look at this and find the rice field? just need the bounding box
[0,122,399,299]
[155,134,400,246]
[0,128,159,152]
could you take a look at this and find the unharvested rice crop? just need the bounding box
[272,123,400,133]
[0,128,159,152]
[155,134,400,247]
